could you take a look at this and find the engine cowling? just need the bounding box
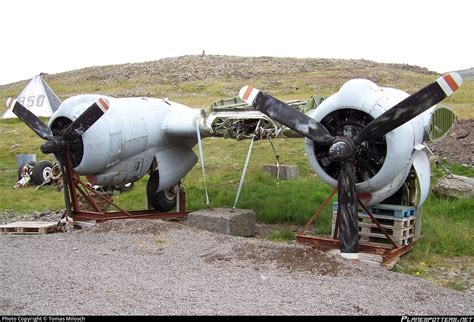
[305,79,432,206]
[48,95,200,189]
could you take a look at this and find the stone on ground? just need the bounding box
[432,174,474,199]
[263,164,299,180]
[188,208,256,237]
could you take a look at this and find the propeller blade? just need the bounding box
[337,161,359,255]
[239,86,334,145]
[63,98,109,142]
[11,100,53,140]
[354,72,462,145]
[56,155,73,218]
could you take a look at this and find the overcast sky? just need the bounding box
[0,0,472,85]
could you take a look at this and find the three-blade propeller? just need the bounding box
[11,98,109,216]
[240,73,462,255]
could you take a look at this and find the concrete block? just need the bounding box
[263,164,299,180]
[188,208,256,237]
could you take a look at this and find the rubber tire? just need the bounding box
[31,160,53,185]
[146,171,177,212]
[381,183,410,206]
[17,161,36,180]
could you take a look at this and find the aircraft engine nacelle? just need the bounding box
[305,79,433,206]
[48,95,200,189]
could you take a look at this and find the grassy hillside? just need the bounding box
[0,55,472,290]
[2,55,473,118]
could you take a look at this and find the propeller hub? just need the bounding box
[328,137,356,162]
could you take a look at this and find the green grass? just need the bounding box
[413,162,474,257]
[418,196,473,256]
[267,228,296,242]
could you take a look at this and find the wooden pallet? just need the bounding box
[360,235,414,247]
[332,213,415,227]
[359,222,414,238]
[367,204,415,218]
[358,214,415,228]
[331,208,416,247]
[332,202,415,218]
[0,221,57,235]
[331,213,415,232]
[330,225,414,247]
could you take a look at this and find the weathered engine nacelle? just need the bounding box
[305,79,433,206]
[48,95,200,190]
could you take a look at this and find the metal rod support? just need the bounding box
[196,126,210,206]
[233,120,260,209]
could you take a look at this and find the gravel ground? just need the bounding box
[0,219,472,316]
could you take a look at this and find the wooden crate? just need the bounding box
[0,221,57,235]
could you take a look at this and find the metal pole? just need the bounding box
[233,120,261,210]
[268,136,281,181]
[196,126,210,206]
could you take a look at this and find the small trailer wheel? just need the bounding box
[31,160,53,185]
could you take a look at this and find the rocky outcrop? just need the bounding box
[433,175,474,199]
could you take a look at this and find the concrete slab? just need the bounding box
[188,208,256,237]
[263,164,299,180]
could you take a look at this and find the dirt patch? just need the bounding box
[201,222,345,277]
[255,222,304,238]
[427,119,474,167]
[233,243,346,277]
[89,218,185,235]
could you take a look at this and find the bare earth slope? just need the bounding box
[427,119,474,167]
[0,220,471,315]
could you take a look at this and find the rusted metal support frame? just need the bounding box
[70,181,189,222]
[71,176,105,214]
[62,151,188,222]
[298,188,337,235]
[381,243,413,267]
[73,188,188,221]
[73,209,189,222]
[64,151,80,213]
[76,176,133,217]
[296,234,413,266]
[296,189,414,265]
[297,234,394,254]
